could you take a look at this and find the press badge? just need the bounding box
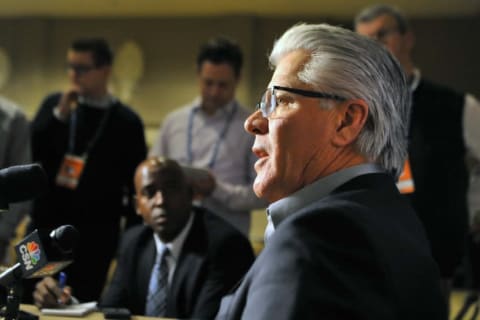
[55,154,86,189]
[396,157,415,194]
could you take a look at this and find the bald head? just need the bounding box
[134,157,193,242]
[135,157,187,190]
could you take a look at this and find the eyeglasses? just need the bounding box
[66,63,98,75]
[256,85,346,117]
[370,27,400,42]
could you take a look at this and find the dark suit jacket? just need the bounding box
[408,79,468,277]
[216,173,447,320]
[100,206,254,319]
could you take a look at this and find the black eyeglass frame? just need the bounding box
[371,27,401,41]
[256,85,346,117]
[66,63,102,75]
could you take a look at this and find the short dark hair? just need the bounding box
[354,4,410,34]
[71,38,113,67]
[196,36,243,78]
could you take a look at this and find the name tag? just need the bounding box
[56,154,86,190]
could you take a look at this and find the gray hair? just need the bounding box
[354,4,410,34]
[269,23,410,177]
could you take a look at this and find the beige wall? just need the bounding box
[0,15,478,146]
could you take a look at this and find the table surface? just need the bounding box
[10,290,480,320]
[18,304,171,320]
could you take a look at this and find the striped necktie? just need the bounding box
[145,248,169,316]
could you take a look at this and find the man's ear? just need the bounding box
[332,99,369,147]
[404,30,415,53]
[102,65,112,78]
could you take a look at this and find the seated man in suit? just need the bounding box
[215,23,446,319]
[33,157,255,319]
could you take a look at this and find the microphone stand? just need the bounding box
[1,280,38,320]
[0,262,22,319]
[0,263,37,320]
[4,281,21,320]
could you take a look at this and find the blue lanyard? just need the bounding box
[186,103,238,169]
[68,110,78,154]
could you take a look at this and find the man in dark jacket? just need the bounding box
[34,157,254,319]
[28,38,146,302]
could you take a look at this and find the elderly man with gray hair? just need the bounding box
[216,23,446,320]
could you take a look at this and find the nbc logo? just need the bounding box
[19,241,41,271]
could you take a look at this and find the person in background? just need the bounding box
[355,4,480,305]
[216,23,446,319]
[0,96,31,264]
[33,157,255,319]
[149,36,266,235]
[28,38,146,302]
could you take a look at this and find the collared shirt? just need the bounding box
[78,94,115,109]
[53,94,115,121]
[264,163,384,242]
[152,211,194,285]
[150,98,266,235]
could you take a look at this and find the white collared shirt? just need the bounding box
[265,164,385,243]
[152,211,194,285]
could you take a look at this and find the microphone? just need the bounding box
[0,163,48,211]
[0,225,79,287]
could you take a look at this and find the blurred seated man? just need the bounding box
[33,157,255,319]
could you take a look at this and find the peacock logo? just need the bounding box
[19,241,41,271]
[26,242,41,264]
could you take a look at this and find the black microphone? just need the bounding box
[0,163,48,211]
[0,225,79,287]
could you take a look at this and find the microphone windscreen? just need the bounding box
[49,225,79,254]
[0,163,48,204]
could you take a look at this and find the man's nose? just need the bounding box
[68,69,78,79]
[152,190,164,206]
[244,110,268,135]
[68,70,82,83]
[208,84,223,97]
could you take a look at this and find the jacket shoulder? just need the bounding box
[192,207,253,256]
[112,101,144,126]
[119,224,152,252]
[417,78,464,100]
